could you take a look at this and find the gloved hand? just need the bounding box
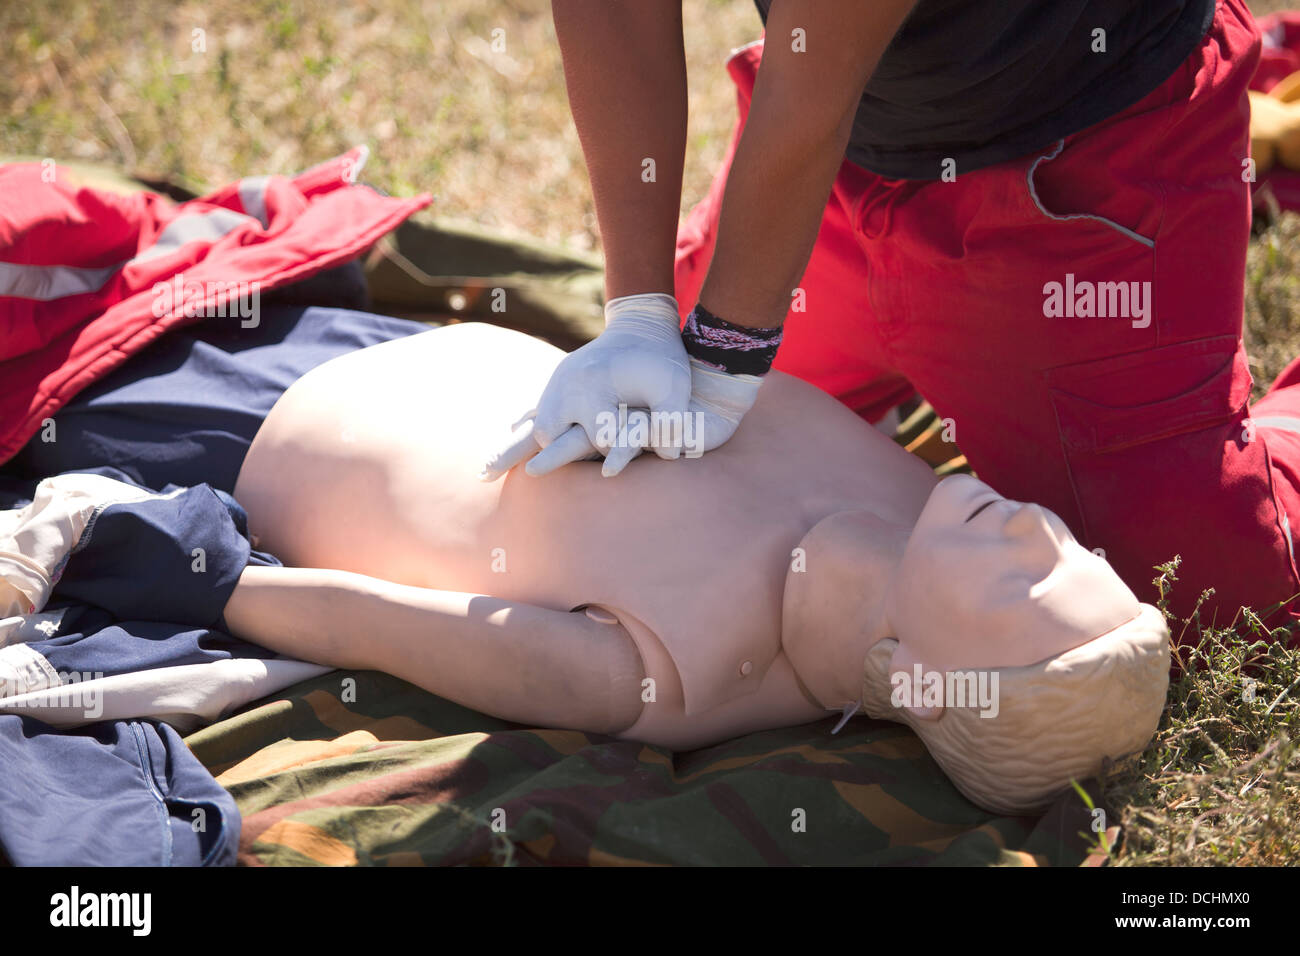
[685,357,764,455]
[480,292,692,480]
[479,353,766,482]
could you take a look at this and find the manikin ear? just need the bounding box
[887,640,944,722]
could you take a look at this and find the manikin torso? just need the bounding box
[234,323,939,738]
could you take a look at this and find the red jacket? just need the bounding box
[0,148,429,463]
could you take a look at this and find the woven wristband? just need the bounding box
[681,302,783,376]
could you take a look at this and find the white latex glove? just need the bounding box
[479,354,766,481]
[685,357,763,455]
[480,292,692,480]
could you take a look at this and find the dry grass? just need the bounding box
[1247,212,1300,398]
[5,0,1300,866]
[0,0,756,252]
[1090,561,1300,866]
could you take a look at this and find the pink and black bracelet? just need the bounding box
[681,302,784,376]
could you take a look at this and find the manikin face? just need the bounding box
[886,473,1142,687]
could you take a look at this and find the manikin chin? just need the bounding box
[223,322,1169,816]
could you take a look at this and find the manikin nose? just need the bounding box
[1000,503,1062,561]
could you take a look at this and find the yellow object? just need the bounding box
[1242,69,1300,175]
[1245,71,1300,173]
[1250,89,1287,173]
[1270,69,1300,104]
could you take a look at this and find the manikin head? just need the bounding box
[785,473,1169,814]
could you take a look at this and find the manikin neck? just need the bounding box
[781,510,910,711]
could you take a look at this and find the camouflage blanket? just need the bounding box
[184,669,1100,866]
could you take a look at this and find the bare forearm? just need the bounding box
[552,0,686,300]
[699,101,854,328]
[220,564,645,732]
[699,0,919,328]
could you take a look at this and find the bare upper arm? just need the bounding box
[757,0,920,133]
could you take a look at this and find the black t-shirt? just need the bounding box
[751,0,1216,179]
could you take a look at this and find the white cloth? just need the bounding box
[0,650,330,733]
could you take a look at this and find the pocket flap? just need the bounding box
[1045,336,1251,454]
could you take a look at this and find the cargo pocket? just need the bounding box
[1047,336,1248,460]
[1045,335,1298,615]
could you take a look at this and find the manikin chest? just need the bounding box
[234,323,936,714]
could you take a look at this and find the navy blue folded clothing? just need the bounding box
[0,714,239,866]
[7,304,429,494]
[48,478,250,629]
[0,304,428,867]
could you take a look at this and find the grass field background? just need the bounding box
[1,0,756,254]
[3,0,1299,866]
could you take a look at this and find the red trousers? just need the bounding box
[675,0,1300,630]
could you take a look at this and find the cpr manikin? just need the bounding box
[223,322,1170,814]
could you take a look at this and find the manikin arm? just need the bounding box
[220,565,646,734]
[221,565,828,750]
